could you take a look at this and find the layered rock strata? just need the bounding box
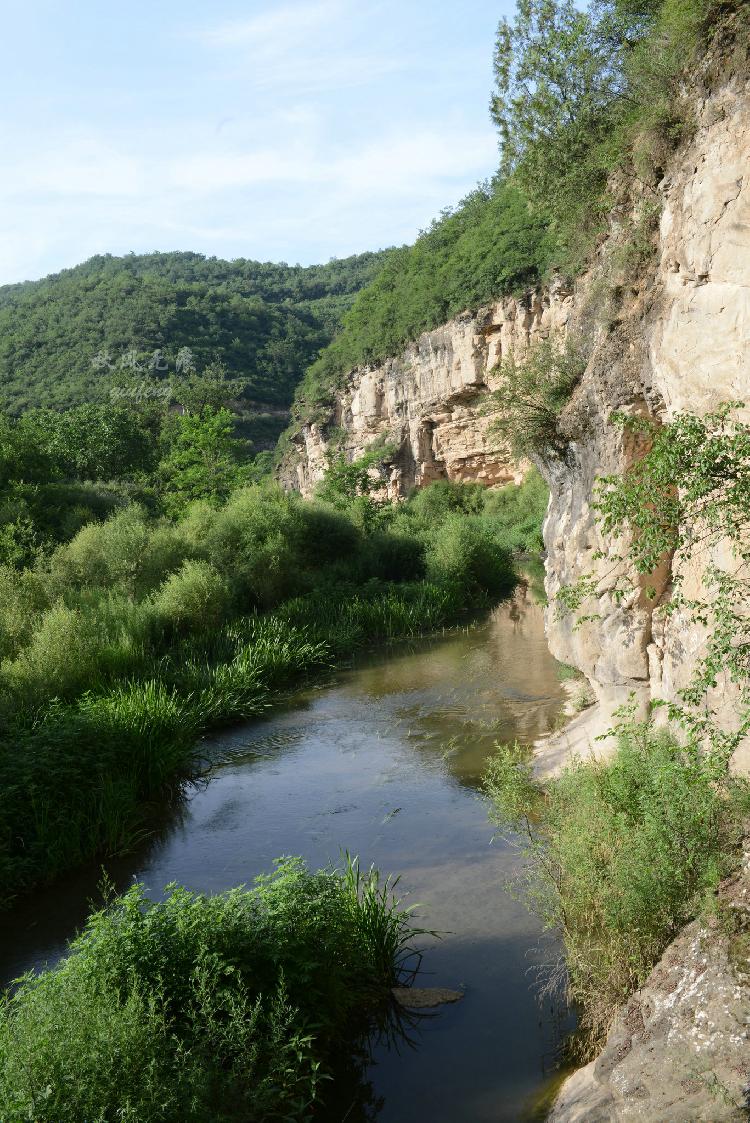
[279,286,573,499]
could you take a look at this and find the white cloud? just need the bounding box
[0,1,501,283]
[0,115,497,283]
[203,0,343,50]
[193,0,407,94]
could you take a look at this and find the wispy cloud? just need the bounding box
[203,0,343,50]
[0,116,496,281]
[194,0,408,94]
[0,0,503,283]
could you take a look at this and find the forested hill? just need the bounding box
[0,249,392,444]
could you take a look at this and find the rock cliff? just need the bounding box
[541,55,750,770]
[279,286,573,498]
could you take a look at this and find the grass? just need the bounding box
[0,856,423,1122]
[0,474,545,901]
[0,581,471,902]
[484,720,750,1057]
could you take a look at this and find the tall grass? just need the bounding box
[484,722,750,1056]
[0,857,421,1122]
[0,476,544,899]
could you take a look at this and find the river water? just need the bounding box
[0,586,573,1121]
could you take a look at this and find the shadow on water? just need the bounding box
[0,586,575,1120]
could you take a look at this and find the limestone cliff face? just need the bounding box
[281,63,749,761]
[279,286,573,498]
[542,67,750,766]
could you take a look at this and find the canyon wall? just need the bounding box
[543,65,750,767]
[279,285,573,499]
[280,46,750,773]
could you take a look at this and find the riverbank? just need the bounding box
[0,593,572,1122]
[0,477,540,904]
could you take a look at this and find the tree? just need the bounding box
[171,360,246,415]
[158,408,252,515]
[17,405,154,481]
[490,0,625,204]
[488,337,585,458]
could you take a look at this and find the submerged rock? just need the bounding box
[391,986,464,1009]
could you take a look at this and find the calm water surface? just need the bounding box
[0,587,573,1121]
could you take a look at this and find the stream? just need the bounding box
[0,586,574,1121]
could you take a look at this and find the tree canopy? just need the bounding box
[0,249,393,447]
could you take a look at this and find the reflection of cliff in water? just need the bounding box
[347,587,564,788]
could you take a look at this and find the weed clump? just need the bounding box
[485,722,750,1055]
[0,857,421,1122]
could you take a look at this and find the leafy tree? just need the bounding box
[18,405,155,482]
[490,0,625,190]
[158,408,252,515]
[488,337,586,458]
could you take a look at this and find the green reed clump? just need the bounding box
[485,722,750,1056]
[0,856,420,1122]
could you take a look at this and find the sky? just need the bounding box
[0,0,518,285]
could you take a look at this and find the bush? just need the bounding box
[3,595,153,702]
[0,475,537,897]
[0,858,418,1122]
[481,469,549,553]
[489,338,585,458]
[425,513,515,598]
[0,566,49,662]
[151,560,232,635]
[485,721,750,1055]
[48,506,188,599]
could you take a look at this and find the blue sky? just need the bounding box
[0,1,517,284]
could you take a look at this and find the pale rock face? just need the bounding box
[541,74,750,766]
[279,285,573,498]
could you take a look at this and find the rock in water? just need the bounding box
[391,987,464,1009]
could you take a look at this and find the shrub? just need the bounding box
[3,595,153,702]
[481,469,549,553]
[151,560,232,635]
[48,506,188,599]
[489,337,585,458]
[406,479,486,523]
[425,513,515,597]
[204,486,308,608]
[0,475,531,897]
[485,721,750,1055]
[0,858,419,1122]
[0,566,49,662]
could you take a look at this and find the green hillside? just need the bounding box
[0,249,392,446]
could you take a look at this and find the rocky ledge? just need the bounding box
[550,847,750,1121]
